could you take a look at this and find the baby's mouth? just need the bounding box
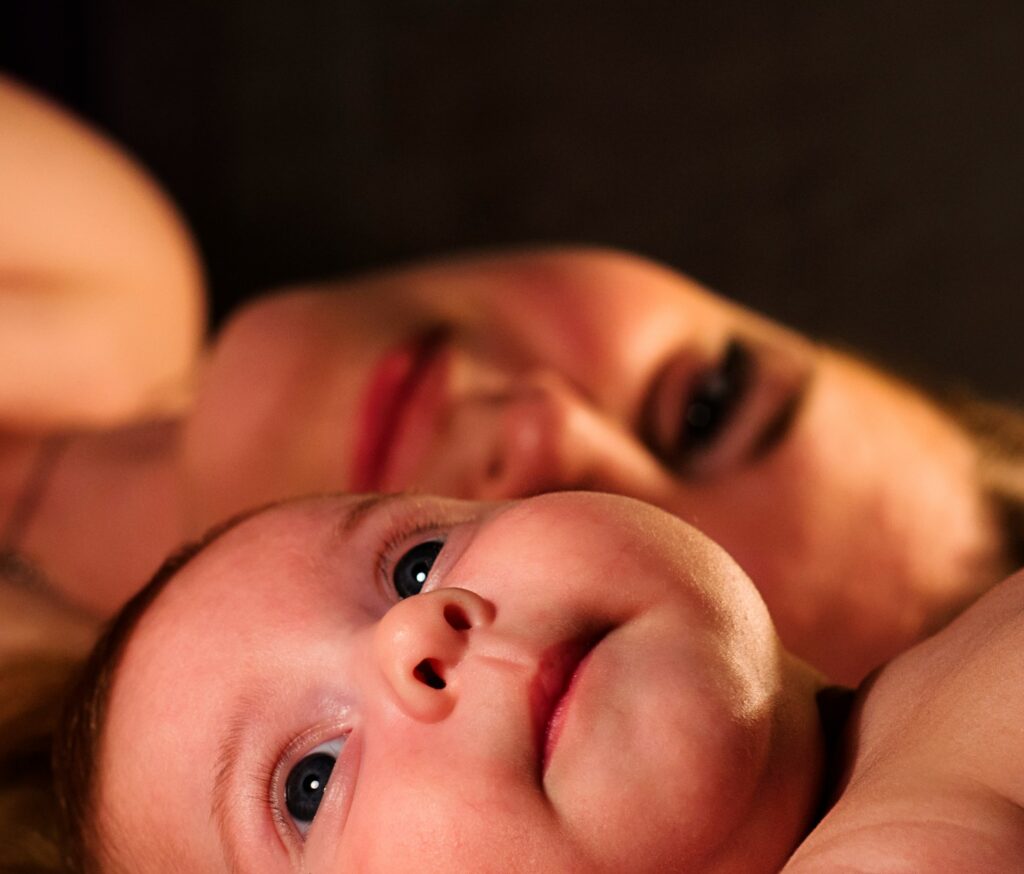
[529,630,608,778]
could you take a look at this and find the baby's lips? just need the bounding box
[529,630,608,774]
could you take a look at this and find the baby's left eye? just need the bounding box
[392,540,444,598]
[284,737,345,835]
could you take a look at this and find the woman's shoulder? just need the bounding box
[0,76,205,432]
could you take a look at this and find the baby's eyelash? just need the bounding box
[267,724,352,847]
[375,515,450,596]
[251,752,294,846]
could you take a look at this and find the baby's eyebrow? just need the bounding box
[211,683,282,870]
[341,491,405,533]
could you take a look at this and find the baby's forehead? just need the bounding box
[137,497,356,623]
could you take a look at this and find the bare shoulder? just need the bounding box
[0,76,205,429]
[786,569,1024,871]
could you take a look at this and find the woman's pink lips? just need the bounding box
[531,634,605,776]
[351,328,447,492]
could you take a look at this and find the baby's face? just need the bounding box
[100,492,821,872]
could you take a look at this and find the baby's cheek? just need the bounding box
[327,773,583,874]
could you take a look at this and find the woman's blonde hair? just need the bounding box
[0,654,78,872]
[941,390,1024,569]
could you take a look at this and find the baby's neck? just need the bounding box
[810,684,856,825]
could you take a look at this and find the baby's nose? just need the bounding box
[373,588,494,722]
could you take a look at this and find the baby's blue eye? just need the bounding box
[393,540,443,599]
[285,737,345,834]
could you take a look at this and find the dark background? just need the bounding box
[5,1,1022,400]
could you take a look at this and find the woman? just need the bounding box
[3,70,1024,872]
[2,76,1022,685]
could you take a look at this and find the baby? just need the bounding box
[56,492,825,872]
[55,491,1024,872]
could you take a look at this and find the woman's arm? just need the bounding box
[0,76,205,430]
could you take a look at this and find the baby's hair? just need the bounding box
[54,507,267,872]
[54,542,201,871]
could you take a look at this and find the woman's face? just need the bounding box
[100,492,821,873]
[185,248,1002,680]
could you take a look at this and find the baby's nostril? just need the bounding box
[443,604,471,631]
[413,659,446,690]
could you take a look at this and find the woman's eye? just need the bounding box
[677,340,751,458]
[284,738,345,835]
[392,540,444,599]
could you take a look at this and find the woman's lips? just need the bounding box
[531,633,606,777]
[350,328,448,492]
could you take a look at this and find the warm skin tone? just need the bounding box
[1,76,1008,683]
[24,248,1008,684]
[172,249,1004,682]
[785,566,1024,872]
[98,492,824,873]
[0,76,203,431]
[0,76,201,662]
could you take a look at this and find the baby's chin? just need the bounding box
[707,651,827,873]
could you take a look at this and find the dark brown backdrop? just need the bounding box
[5,0,1022,400]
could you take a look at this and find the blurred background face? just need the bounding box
[185,248,1003,681]
[101,492,819,873]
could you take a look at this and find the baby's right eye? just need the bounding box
[392,540,444,598]
[284,737,345,834]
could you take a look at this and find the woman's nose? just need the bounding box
[373,587,495,722]
[469,370,670,502]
